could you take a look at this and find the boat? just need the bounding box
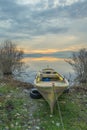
[34,67,69,113]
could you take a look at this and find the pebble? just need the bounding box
[0,93,4,96]
[50,115,53,117]
[56,122,60,127]
[15,122,18,126]
[11,124,14,128]
[0,83,6,87]
[28,126,31,129]
[36,126,40,130]
[29,113,32,117]
[23,89,30,93]
[6,95,11,98]
[5,126,9,130]
[15,113,20,116]
[52,120,54,124]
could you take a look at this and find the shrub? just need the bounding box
[0,40,24,75]
[66,48,87,84]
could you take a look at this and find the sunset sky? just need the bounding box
[0,0,87,55]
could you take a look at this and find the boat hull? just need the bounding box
[35,84,67,113]
[34,67,69,113]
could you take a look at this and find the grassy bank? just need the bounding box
[0,84,31,130]
[0,79,87,130]
[34,89,87,130]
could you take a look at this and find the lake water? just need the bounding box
[14,56,75,84]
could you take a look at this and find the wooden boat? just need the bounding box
[34,67,69,113]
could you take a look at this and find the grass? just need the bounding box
[0,82,87,130]
[0,84,30,130]
[33,91,87,130]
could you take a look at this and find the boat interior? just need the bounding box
[36,68,64,82]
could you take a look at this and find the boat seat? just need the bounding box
[42,77,50,81]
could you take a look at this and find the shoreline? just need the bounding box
[0,76,87,92]
[0,76,34,89]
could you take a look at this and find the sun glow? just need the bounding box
[23,45,85,54]
[24,49,59,54]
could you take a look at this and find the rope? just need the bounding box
[56,98,65,130]
[52,84,65,130]
[54,5,65,130]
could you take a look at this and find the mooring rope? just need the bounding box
[56,98,65,130]
[54,4,65,130]
[52,84,65,130]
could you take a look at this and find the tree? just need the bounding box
[66,48,87,84]
[0,40,24,75]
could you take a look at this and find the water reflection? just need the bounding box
[22,57,64,62]
[15,57,74,83]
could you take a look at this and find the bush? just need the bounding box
[66,48,87,84]
[0,40,24,75]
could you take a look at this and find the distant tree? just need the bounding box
[0,40,24,75]
[66,48,87,84]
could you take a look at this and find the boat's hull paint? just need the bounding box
[35,85,67,113]
[34,68,69,113]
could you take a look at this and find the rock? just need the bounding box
[36,126,40,130]
[50,115,53,117]
[23,89,30,93]
[56,122,60,127]
[0,93,3,96]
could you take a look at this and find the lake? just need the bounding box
[14,56,75,84]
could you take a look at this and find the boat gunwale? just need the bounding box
[34,80,69,87]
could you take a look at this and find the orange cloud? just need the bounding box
[20,41,86,54]
[23,49,59,54]
[23,47,81,54]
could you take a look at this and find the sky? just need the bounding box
[0,0,87,54]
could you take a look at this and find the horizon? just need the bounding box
[23,50,73,59]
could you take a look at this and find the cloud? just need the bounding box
[0,0,87,48]
[17,0,40,5]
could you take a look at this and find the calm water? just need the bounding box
[14,57,75,84]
